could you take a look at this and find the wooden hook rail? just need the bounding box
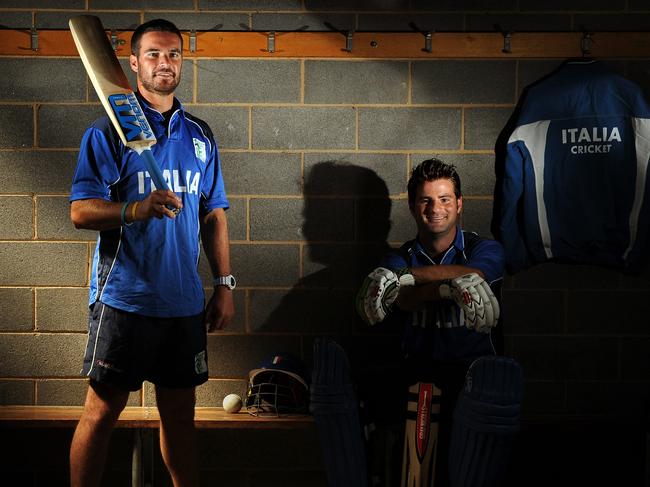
[0,30,648,59]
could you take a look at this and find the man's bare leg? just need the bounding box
[70,380,130,487]
[156,386,199,487]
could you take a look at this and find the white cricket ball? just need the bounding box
[222,393,243,414]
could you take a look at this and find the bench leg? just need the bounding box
[132,429,154,487]
[132,429,142,487]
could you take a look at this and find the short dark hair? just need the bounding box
[131,19,183,55]
[407,158,462,206]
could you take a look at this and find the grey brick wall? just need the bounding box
[1,1,649,485]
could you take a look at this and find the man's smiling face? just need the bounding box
[410,178,462,241]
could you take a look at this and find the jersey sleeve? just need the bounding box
[466,238,505,284]
[69,126,121,202]
[200,138,229,215]
[379,249,409,272]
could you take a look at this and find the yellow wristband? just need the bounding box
[130,201,139,223]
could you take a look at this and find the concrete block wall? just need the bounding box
[1,1,650,485]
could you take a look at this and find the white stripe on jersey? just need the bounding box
[86,303,106,378]
[97,227,123,303]
[624,117,650,260]
[508,120,554,259]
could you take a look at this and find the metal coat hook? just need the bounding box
[323,22,355,53]
[345,31,354,52]
[581,32,593,56]
[110,30,125,51]
[30,28,38,51]
[493,24,513,54]
[502,31,512,54]
[189,30,196,53]
[408,22,433,53]
[267,31,275,53]
[424,31,433,53]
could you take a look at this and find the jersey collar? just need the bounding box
[412,225,465,265]
[134,92,185,122]
[135,92,185,140]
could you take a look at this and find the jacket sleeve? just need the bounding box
[497,137,531,274]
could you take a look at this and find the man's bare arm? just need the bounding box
[70,191,182,230]
[201,207,234,331]
[409,264,485,285]
[395,265,485,311]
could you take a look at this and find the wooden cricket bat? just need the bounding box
[68,15,179,213]
[401,382,441,487]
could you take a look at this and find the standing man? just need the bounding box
[69,19,234,487]
[357,158,505,485]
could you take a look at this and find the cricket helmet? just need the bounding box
[245,353,309,417]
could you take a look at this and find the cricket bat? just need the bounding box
[69,15,179,214]
[401,382,441,487]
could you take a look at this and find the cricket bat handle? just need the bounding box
[140,148,181,215]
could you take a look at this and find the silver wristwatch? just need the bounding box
[213,274,236,290]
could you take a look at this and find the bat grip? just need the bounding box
[140,149,181,215]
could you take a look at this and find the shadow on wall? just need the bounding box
[258,160,392,334]
[258,160,409,486]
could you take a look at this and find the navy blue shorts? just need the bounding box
[81,302,208,391]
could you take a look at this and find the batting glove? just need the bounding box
[439,273,500,333]
[356,267,415,325]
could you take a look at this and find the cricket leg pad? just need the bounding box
[310,338,368,487]
[448,355,523,487]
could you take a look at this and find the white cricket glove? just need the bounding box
[356,267,415,325]
[439,273,500,333]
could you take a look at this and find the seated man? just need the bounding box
[357,158,505,486]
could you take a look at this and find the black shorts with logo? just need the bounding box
[82,302,208,391]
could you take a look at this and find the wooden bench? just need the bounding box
[0,406,313,486]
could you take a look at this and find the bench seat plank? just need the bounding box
[0,406,313,429]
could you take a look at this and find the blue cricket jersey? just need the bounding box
[70,94,229,317]
[380,228,505,363]
[497,60,650,273]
